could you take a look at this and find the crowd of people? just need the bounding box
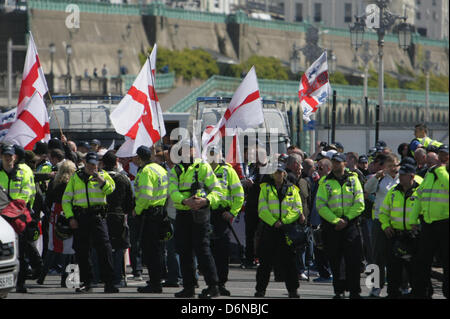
[0,123,448,299]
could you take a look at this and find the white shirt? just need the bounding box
[364,173,399,219]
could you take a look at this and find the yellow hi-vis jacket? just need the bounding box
[134,162,168,215]
[258,181,302,226]
[0,164,35,205]
[62,169,115,218]
[211,163,244,216]
[379,182,420,231]
[316,171,365,224]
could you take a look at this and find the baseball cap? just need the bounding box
[276,162,287,173]
[321,149,337,159]
[438,144,449,154]
[85,152,99,165]
[136,146,152,159]
[77,141,91,150]
[331,153,346,162]
[90,139,101,146]
[376,141,387,148]
[1,144,15,155]
[358,155,369,163]
[334,142,344,151]
[399,164,416,175]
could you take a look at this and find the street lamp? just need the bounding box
[423,50,435,124]
[117,49,123,76]
[66,44,72,94]
[329,51,337,74]
[290,43,301,74]
[49,43,55,75]
[348,0,412,123]
[357,42,374,99]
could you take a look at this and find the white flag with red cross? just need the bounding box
[201,66,264,157]
[3,32,50,150]
[298,51,331,122]
[111,44,165,157]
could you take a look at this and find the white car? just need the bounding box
[0,216,19,299]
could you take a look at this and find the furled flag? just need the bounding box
[4,32,51,150]
[201,66,264,158]
[298,51,331,122]
[111,44,165,157]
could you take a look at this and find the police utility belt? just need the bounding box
[141,206,166,221]
[73,205,108,218]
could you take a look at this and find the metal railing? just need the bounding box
[27,0,141,16]
[121,72,175,93]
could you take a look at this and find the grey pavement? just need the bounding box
[5,264,445,299]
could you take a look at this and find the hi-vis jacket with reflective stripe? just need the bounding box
[0,164,35,205]
[258,181,302,226]
[379,182,420,231]
[411,165,449,224]
[316,171,365,224]
[62,170,115,218]
[168,159,222,211]
[410,137,443,156]
[134,162,168,215]
[211,163,244,216]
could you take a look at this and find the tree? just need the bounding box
[230,55,289,80]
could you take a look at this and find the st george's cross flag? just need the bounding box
[298,51,331,122]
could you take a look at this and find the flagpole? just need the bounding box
[47,92,64,138]
[147,54,163,153]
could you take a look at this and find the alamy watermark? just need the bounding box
[365,264,380,289]
[65,4,80,29]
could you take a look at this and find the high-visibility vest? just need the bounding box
[62,169,115,218]
[36,161,52,173]
[258,181,302,226]
[0,165,35,205]
[211,163,244,216]
[168,159,222,211]
[410,136,443,156]
[411,165,449,224]
[134,162,168,215]
[379,183,420,231]
[316,171,365,224]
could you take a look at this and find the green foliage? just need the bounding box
[367,68,400,89]
[403,73,449,92]
[329,71,349,85]
[139,47,219,81]
[230,55,289,80]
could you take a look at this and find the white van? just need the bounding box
[0,216,19,298]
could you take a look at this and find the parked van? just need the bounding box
[0,216,19,298]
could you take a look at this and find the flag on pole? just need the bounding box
[201,66,264,157]
[111,44,165,157]
[17,32,49,117]
[0,108,18,140]
[4,92,50,149]
[298,51,331,122]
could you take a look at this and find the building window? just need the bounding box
[295,3,303,22]
[314,3,322,22]
[344,3,352,23]
[432,0,436,6]
[416,11,421,20]
[418,27,427,37]
[416,0,421,5]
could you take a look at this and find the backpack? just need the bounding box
[0,186,32,234]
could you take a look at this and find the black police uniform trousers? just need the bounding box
[175,210,219,290]
[385,235,415,298]
[244,206,259,265]
[412,219,449,299]
[210,209,232,286]
[72,209,115,287]
[140,212,163,289]
[17,233,43,287]
[322,220,362,295]
[255,224,299,293]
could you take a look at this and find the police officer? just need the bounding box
[0,144,41,293]
[168,140,222,298]
[379,163,420,298]
[62,152,118,293]
[133,146,168,293]
[409,123,443,157]
[410,145,449,299]
[316,153,365,299]
[254,162,303,298]
[208,146,244,296]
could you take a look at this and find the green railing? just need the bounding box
[121,72,175,93]
[27,0,141,16]
[169,76,449,113]
[145,2,228,23]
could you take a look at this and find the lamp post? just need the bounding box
[290,43,301,75]
[66,44,72,94]
[117,49,123,76]
[349,1,412,123]
[357,42,374,99]
[49,43,55,75]
[329,51,337,74]
[422,50,435,124]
